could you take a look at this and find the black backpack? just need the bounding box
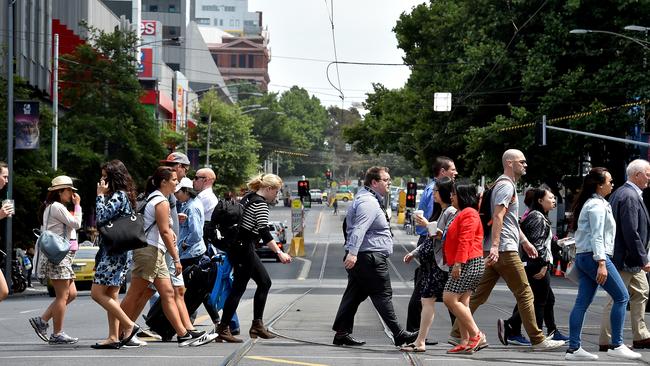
[478,176,516,238]
[209,193,265,251]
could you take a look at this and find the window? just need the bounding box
[248,55,254,68]
[230,55,237,67]
[229,19,234,26]
[239,54,246,68]
[168,63,180,72]
[202,5,220,11]
[213,18,219,26]
[224,6,235,12]
[168,5,176,13]
[149,5,158,12]
[244,20,257,26]
[219,19,223,26]
[197,18,210,25]
[163,25,180,38]
[235,19,240,27]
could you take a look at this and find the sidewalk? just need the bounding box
[8,281,48,298]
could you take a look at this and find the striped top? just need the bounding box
[240,193,274,244]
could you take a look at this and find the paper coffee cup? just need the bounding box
[413,210,424,218]
[2,199,14,215]
[427,221,438,235]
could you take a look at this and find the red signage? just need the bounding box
[140,21,157,36]
[138,48,153,78]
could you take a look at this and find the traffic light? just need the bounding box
[535,117,546,146]
[325,169,332,180]
[406,182,417,208]
[297,180,310,197]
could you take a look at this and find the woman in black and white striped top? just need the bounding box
[216,173,292,343]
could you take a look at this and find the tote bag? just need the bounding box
[35,205,70,265]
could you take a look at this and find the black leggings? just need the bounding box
[220,242,272,326]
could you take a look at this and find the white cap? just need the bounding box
[175,177,193,193]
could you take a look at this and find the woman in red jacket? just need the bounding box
[443,182,485,354]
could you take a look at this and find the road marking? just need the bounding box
[19,309,41,314]
[294,257,311,280]
[246,356,328,366]
[318,242,329,284]
[314,210,323,234]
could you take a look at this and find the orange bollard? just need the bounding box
[553,260,563,277]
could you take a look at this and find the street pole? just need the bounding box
[206,108,212,167]
[5,0,14,292]
[52,34,58,171]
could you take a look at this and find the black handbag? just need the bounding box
[99,213,150,254]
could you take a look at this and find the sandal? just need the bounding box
[467,331,488,352]
[447,344,468,354]
[400,343,425,353]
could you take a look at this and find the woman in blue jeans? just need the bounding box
[566,167,640,361]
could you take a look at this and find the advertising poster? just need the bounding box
[15,101,40,149]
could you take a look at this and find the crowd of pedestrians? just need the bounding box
[5,147,650,360]
[21,153,291,348]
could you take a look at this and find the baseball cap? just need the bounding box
[175,177,193,193]
[160,152,190,166]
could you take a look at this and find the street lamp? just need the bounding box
[569,28,650,50]
[625,25,650,33]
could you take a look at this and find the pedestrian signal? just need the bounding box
[406,182,417,208]
[298,180,310,197]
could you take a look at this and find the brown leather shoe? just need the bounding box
[216,324,243,343]
[633,338,650,349]
[249,319,276,339]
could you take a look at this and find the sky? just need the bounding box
[248,0,425,109]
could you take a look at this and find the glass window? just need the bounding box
[230,55,237,67]
[197,18,210,25]
[149,5,158,12]
[239,54,246,68]
[219,19,223,26]
[229,19,234,26]
[213,18,219,26]
[224,6,235,12]
[169,4,176,13]
[248,55,254,68]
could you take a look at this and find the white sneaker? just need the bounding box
[565,347,599,361]
[532,338,565,351]
[607,345,642,360]
[123,335,147,348]
[190,332,219,347]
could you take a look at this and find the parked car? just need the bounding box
[335,189,354,202]
[47,244,128,297]
[309,189,323,203]
[255,222,288,262]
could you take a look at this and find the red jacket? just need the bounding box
[444,207,484,265]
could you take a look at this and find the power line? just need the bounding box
[324,0,344,102]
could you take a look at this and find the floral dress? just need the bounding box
[416,206,457,299]
[93,191,133,287]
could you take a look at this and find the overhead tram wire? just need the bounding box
[324,0,344,104]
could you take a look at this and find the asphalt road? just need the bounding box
[1,201,648,365]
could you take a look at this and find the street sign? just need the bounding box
[291,198,304,234]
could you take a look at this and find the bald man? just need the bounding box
[194,168,218,221]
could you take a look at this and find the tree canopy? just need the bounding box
[345,0,650,186]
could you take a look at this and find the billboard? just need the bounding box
[137,48,153,78]
[14,101,40,149]
[175,71,188,131]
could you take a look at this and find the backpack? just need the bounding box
[478,176,516,238]
[209,193,265,251]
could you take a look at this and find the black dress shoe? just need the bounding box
[394,330,418,346]
[333,333,366,346]
[633,338,650,349]
[91,342,121,349]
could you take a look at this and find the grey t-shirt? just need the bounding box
[483,175,519,252]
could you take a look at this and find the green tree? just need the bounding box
[59,23,165,200]
[194,91,260,194]
[345,1,650,186]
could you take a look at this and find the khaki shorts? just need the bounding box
[132,245,169,283]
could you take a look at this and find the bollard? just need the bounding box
[289,237,305,257]
[397,211,405,225]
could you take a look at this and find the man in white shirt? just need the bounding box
[193,168,218,220]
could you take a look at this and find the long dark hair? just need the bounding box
[151,166,174,191]
[430,176,454,221]
[571,167,609,230]
[529,184,552,216]
[454,181,479,210]
[102,160,137,209]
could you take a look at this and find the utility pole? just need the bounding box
[5,0,14,292]
[52,34,58,170]
[205,102,212,167]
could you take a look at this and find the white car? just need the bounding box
[309,189,323,203]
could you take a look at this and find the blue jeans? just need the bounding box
[569,253,629,349]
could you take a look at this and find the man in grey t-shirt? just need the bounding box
[449,149,564,350]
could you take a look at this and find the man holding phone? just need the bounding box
[0,162,12,301]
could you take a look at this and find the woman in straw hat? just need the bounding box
[29,175,83,344]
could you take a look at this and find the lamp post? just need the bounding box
[569,28,650,50]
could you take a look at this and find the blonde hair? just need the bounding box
[247,173,283,191]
